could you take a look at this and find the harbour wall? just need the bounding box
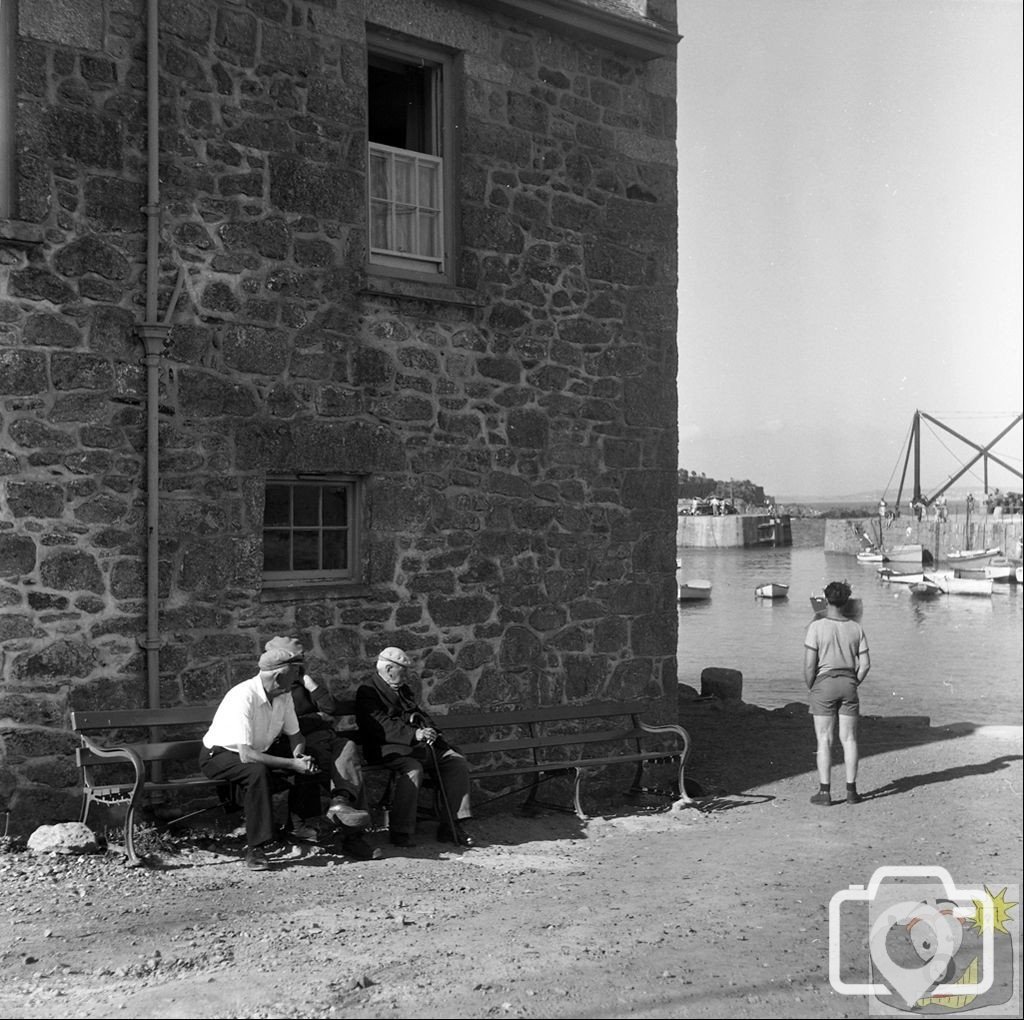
[677,514,793,548]
[825,514,1023,563]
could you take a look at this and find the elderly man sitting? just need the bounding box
[356,646,473,849]
[199,643,322,870]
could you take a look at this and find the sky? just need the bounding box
[675,0,1023,500]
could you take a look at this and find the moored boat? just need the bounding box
[678,579,712,601]
[809,595,863,620]
[856,550,888,563]
[910,580,943,597]
[754,582,789,599]
[925,574,994,596]
[947,547,1001,563]
[877,568,926,585]
[955,557,1015,582]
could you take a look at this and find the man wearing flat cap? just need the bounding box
[263,636,379,861]
[200,643,321,870]
[356,646,473,848]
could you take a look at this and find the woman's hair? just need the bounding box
[824,580,852,607]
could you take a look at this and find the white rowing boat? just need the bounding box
[754,582,789,599]
[678,579,712,601]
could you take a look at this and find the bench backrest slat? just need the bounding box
[76,739,207,767]
[71,706,217,731]
[440,701,647,730]
[460,726,645,757]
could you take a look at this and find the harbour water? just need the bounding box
[676,521,1024,727]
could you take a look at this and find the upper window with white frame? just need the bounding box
[367,37,453,280]
[263,478,360,584]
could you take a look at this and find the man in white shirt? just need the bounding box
[200,644,321,870]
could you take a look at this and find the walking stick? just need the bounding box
[426,737,464,845]
[412,707,463,846]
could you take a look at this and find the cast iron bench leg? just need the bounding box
[571,767,587,820]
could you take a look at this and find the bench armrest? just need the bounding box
[78,733,147,790]
[637,720,690,753]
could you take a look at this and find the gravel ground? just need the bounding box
[1,701,1020,1019]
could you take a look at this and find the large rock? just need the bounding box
[27,821,100,855]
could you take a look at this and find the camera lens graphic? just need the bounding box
[869,900,963,1006]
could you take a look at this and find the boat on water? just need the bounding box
[678,579,712,601]
[877,568,926,585]
[939,576,994,596]
[955,557,1015,582]
[856,550,888,563]
[754,582,789,599]
[886,568,993,595]
[948,547,1001,563]
[923,573,994,596]
[809,595,863,620]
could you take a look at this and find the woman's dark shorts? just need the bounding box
[809,673,860,717]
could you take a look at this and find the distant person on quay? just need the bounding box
[803,580,871,807]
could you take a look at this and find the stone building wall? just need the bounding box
[0,0,679,831]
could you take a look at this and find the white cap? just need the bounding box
[377,646,411,668]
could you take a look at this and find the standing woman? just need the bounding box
[804,580,871,806]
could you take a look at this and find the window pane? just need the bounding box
[393,155,414,204]
[263,530,291,571]
[370,199,391,249]
[417,162,438,207]
[370,152,389,199]
[292,531,320,571]
[323,531,349,571]
[418,210,439,257]
[292,485,321,526]
[393,205,415,253]
[368,61,429,152]
[322,486,348,526]
[264,485,290,527]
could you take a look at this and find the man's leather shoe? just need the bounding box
[246,847,271,871]
[326,796,371,829]
[389,831,415,847]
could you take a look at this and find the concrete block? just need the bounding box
[700,666,743,701]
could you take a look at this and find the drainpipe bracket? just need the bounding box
[137,322,172,359]
[137,634,167,651]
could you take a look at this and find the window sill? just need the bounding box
[261,581,377,603]
[0,218,45,248]
[360,274,484,310]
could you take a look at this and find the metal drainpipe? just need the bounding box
[138,0,170,713]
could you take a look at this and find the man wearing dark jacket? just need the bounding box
[355,646,472,848]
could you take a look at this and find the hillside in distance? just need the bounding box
[677,470,766,507]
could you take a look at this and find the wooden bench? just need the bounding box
[439,700,694,819]
[71,698,693,864]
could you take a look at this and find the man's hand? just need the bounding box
[415,727,438,744]
[292,751,317,774]
[302,673,318,692]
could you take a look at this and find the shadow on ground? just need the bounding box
[679,691,1019,797]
